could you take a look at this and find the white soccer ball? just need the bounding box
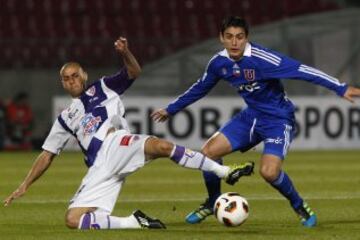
[214,192,249,227]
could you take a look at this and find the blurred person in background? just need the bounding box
[5,92,34,150]
[4,37,249,230]
[152,16,360,228]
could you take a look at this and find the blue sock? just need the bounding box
[270,171,303,210]
[202,159,223,208]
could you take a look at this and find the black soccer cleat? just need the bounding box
[225,161,255,185]
[133,210,166,229]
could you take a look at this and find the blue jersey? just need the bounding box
[166,42,348,120]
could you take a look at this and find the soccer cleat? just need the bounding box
[133,210,166,229]
[295,202,317,227]
[185,198,214,224]
[225,161,255,185]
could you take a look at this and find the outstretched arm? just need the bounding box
[151,58,220,122]
[102,37,141,95]
[257,54,348,97]
[151,108,170,122]
[151,77,219,122]
[4,150,56,206]
[114,37,141,79]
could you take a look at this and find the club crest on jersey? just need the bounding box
[85,86,96,96]
[243,69,256,81]
[185,148,196,158]
[81,114,102,135]
[232,64,241,77]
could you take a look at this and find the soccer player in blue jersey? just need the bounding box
[151,16,360,227]
[4,37,248,230]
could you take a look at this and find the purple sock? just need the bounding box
[170,145,185,163]
[80,213,91,229]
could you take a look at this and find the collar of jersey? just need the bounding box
[218,42,252,61]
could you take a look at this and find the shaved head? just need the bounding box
[60,62,88,97]
[60,62,88,84]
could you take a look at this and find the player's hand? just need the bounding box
[4,185,27,206]
[114,37,129,55]
[343,86,360,103]
[151,109,170,122]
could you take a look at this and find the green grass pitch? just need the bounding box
[0,150,359,240]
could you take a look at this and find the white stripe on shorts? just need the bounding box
[283,124,292,157]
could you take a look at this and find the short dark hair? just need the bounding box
[220,16,249,36]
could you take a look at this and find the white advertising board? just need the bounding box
[53,96,360,150]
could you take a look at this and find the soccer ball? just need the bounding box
[214,192,249,227]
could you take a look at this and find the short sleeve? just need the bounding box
[42,119,71,155]
[103,67,135,95]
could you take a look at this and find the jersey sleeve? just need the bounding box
[258,53,348,96]
[166,59,220,115]
[103,67,135,95]
[42,118,71,155]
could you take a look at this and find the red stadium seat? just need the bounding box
[0,0,340,68]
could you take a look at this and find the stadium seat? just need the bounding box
[0,0,340,68]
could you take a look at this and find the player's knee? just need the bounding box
[145,137,173,159]
[156,139,173,155]
[153,139,174,158]
[65,211,81,229]
[259,165,279,182]
[201,146,219,159]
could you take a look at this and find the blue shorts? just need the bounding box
[220,109,295,160]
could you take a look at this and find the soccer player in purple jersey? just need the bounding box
[4,37,249,230]
[151,16,360,227]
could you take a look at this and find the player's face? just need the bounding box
[220,27,248,61]
[61,66,86,97]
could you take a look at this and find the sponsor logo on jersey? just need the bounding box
[85,86,96,96]
[238,82,260,92]
[120,135,133,146]
[243,69,256,81]
[265,137,283,144]
[232,64,241,77]
[81,114,102,135]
